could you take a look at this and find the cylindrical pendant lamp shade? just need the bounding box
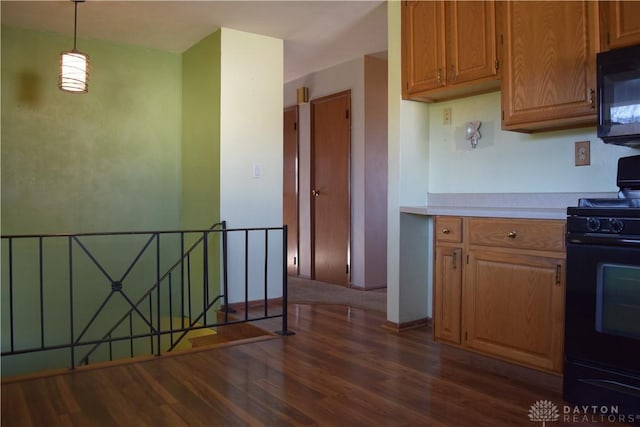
[59,50,89,93]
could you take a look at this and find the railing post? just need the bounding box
[264,229,268,318]
[155,233,161,357]
[39,237,45,349]
[8,238,15,353]
[222,221,232,320]
[244,229,249,320]
[276,225,294,336]
[203,230,209,325]
[68,236,76,369]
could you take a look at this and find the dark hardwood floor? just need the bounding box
[1,303,633,426]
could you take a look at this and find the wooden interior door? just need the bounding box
[311,91,350,286]
[283,106,299,276]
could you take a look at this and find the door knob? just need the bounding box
[311,189,320,197]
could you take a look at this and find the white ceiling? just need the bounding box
[1,0,388,82]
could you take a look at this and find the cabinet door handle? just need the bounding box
[507,231,517,239]
[437,68,442,84]
[450,65,456,82]
[451,250,457,269]
[442,227,451,234]
[588,89,595,109]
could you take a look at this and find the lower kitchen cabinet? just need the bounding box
[433,216,566,374]
[434,245,463,344]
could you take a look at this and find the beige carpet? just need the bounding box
[287,276,386,313]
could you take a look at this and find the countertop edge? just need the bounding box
[400,206,566,220]
[399,192,617,220]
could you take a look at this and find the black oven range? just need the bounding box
[564,154,640,416]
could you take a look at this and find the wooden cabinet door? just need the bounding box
[464,250,565,373]
[402,0,446,97]
[447,1,498,85]
[502,1,599,132]
[601,0,640,50]
[434,246,463,344]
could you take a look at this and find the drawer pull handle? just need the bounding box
[442,228,451,234]
[507,231,517,239]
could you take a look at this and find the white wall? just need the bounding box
[220,28,284,302]
[428,91,638,194]
[387,1,431,324]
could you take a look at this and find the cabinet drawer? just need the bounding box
[435,217,463,243]
[468,218,565,252]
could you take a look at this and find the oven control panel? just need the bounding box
[568,216,640,235]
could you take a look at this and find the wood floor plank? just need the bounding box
[1,303,633,427]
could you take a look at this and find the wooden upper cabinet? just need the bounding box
[402,1,446,97]
[447,1,499,86]
[402,1,500,102]
[600,0,640,50]
[501,1,600,132]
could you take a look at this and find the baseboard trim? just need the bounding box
[382,317,431,332]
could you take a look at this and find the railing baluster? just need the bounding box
[244,229,249,320]
[148,292,153,355]
[222,221,229,323]
[203,231,209,325]
[129,313,134,358]
[276,225,294,336]
[264,229,268,318]
[68,236,75,369]
[168,273,174,347]
[155,233,161,357]
[8,238,14,353]
[180,232,185,330]
[108,332,113,362]
[39,237,45,349]
[187,253,192,325]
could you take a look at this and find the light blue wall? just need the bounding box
[427,91,639,194]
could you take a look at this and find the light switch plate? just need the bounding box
[575,141,590,166]
[443,107,452,125]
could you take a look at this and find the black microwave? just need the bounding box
[597,44,640,147]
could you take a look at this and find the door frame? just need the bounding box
[283,105,300,276]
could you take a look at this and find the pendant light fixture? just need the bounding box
[59,0,89,93]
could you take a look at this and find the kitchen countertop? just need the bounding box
[400,192,617,220]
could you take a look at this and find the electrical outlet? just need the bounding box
[575,141,590,166]
[443,107,452,125]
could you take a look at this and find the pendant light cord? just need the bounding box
[73,0,78,51]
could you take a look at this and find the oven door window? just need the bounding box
[564,243,640,374]
[596,264,640,339]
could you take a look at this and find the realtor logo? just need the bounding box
[529,400,560,426]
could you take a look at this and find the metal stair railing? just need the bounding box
[1,222,293,377]
[76,221,226,366]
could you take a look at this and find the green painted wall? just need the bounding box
[1,25,184,376]
[1,25,182,235]
[181,31,221,229]
[180,31,222,333]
